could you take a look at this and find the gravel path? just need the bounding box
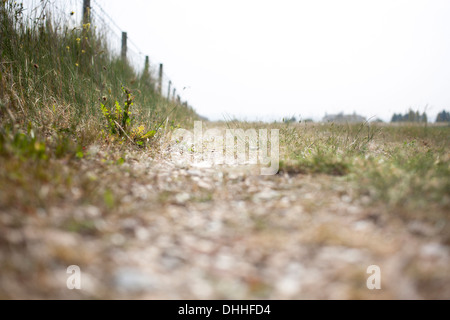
[0,146,448,299]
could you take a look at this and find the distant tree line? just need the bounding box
[280,109,450,124]
[391,109,450,123]
[436,110,450,122]
[391,110,428,123]
[283,116,314,123]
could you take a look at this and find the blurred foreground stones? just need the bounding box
[0,147,448,299]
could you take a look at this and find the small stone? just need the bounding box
[175,193,190,204]
[420,243,449,259]
[136,227,151,241]
[276,276,300,296]
[254,189,280,201]
[408,221,436,237]
[111,233,126,246]
[113,268,157,293]
[198,180,212,190]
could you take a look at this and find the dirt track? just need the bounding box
[0,146,449,300]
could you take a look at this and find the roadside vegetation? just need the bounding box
[0,1,449,299]
[278,122,449,231]
[0,1,198,214]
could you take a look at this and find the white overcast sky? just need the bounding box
[27,0,450,121]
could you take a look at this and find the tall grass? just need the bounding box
[0,1,198,144]
[278,122,450,221]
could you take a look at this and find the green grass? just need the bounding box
[0,1,198,145]
[0,0,200,216]
[278,122,450,222]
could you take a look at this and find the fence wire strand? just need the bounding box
[18,0,187,104]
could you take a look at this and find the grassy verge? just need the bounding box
[279,122,450,229]
[0,1,198,143]
[0,1,199,215]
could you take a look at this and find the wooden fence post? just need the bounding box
[167,81,172,100]
[82,0,91,24]
[0,2,3,65]
[158,64,163,95]
[121,32,127,61]
[144,56,149,71]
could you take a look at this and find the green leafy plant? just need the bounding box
[100,85,133,136]
[100,85,156,146]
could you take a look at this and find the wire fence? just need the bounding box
[19,0,188,105]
